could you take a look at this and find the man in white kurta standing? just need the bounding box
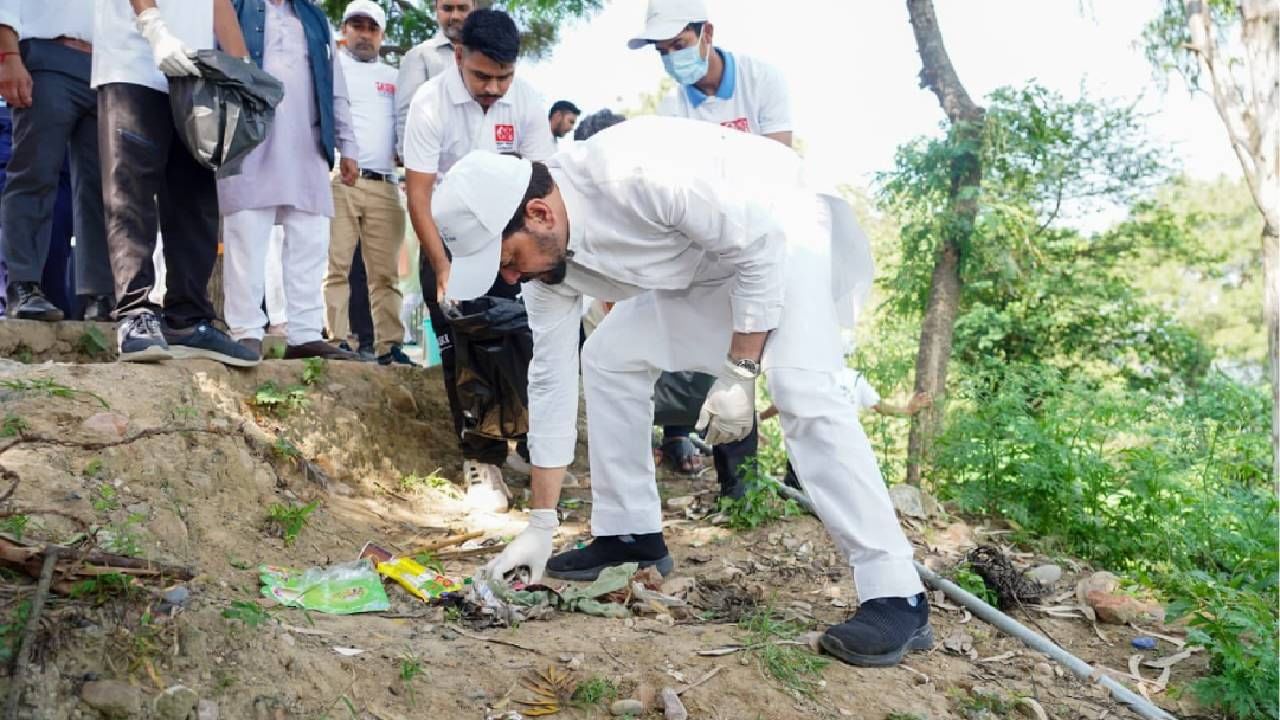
[403,7,556,513]
[447,117,932,668]
[323,1,413,366]
[218,0,361,361]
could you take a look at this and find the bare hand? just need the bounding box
[0,56,33,108]
[339,157,359,186]
[433,257,451,303]
[906,391,933,415]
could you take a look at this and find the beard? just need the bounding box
[519,228,569,285]
[349,40,377,61]
[525,259,568,285]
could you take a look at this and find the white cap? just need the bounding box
[432,152,533,301]
[627,0,708,49]
[342,0,386,28]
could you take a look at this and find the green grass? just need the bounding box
[92,483,119,513]
[951,562,999,607]
[737,606,829,698]
[301,357,327,386]
[399,652,423,708]
[0,377,107,408]
[101,514,146,557]
[222,600,272,628]
[265,500,319,546]
[248,381,308,416]
[0,414,28,438]
[69,573,135,604]
[716,463,802,530]
[399,471,448,494]
[950,687,1018,719]
[570,676,617,707]
[0,600,30,663]
[272,437,301,460]
[1,515,28,541]
[75,326,110,359]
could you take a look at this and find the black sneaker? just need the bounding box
[117,311,172,363]
[164,321,260,368]
[377,345,418,366]
[81,294,115,323]
[820,593,933,667]
[545,532,674,581]
[8,282,63,322]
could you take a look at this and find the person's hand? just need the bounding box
[433,257,451,303]
[339,157,359,186]
[480,509,558,583]
[696,361,757,445]
[0,55,33,108]
[906,391,933,415]
[136,7,198,77]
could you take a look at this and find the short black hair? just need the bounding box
[573,109,626,141]
[461,7,520,65]
[502,161,555,239]
[548,100,581,119]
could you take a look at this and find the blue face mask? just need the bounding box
[661,29,709,86]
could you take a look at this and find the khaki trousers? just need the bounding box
[325,177,406,354]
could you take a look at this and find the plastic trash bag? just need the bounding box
[447,296,533,441]
[652,371,716,427]
[168,49,285,178]
[259,559,389,615]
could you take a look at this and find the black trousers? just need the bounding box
[420,254,521,465]
[664,420,759,496]
[98,82,218,327]
[347,241,375,350]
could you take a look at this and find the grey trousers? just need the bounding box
[0,39,111,295]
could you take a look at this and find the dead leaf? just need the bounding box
[1017,697,1050,720]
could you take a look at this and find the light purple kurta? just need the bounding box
[217,0,358,218]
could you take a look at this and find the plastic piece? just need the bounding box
[259,559,389,615]
[375,556,465,602]
[1131,636,1157,651]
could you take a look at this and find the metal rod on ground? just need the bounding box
[4,547,59,720]
[760,478,1177,720]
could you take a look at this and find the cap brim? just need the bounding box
[444,239,501,302]
[626,19,690,49]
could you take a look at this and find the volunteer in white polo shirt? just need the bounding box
[91,0,259,367]
[403,7,555,513]
[324,0,414,366]
[440,116,931,668]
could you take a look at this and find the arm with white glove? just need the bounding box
[133,4,198,77]
[480,475,561,582]
[696,348,763,446]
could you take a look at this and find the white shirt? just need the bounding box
[403,68,556,176]
[836,369,880,411]
[0,0,94,42]
[91,0,214,93]
[657,50,791,136]
[339,50,397,173]
[395,32,455,157]
[523,116,814,466]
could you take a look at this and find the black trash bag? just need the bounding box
[448,296,534,441]
[168,49,285,178]
[652,370,716,427]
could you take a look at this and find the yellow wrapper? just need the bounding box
[375,556,465,602]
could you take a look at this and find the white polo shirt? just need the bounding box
[0,0,94,42]
[91,0,214,93]
[657,49,791,137]
[403,67,556,176]
[339,50,398,173]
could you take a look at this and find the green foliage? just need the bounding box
[92,484,119,513]
[399,470,447,494]
[399,651,424,708]
[272,437,301,460]
[266,500,320,546]
[75,326,111,359]
[0,377,108,408]
[1142,0,1241,92]
[301,357,327,386]
[716,463,801,530]
[83,458,104,478]
[102,514,146,557]
[0,600,30,663]
[69,572,135,605]
[249,381,308,416]
[0,414,28,438]
[1,515,28,541]
[951,563,998,607]
[950,687,1018,719]
[222,600,272,628]
[737,606,829,698]
[570,675,617,707]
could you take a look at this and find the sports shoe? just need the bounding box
[80,294,114,323]
[377,345,418,366]
[545,532,674,581]
[117,311,172,363]
[284,340,361,361]
[463,460,510,513]
[8,282,63,322]
[819,593,933,667]
[164,321,260,368]
[237,338,263,361]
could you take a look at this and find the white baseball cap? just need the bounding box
[342,0,386,28]
[627,0,708,49]
[432,152,533,301]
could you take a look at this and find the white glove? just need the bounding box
[695,359,757,446]
[136,7,199,77]
[481,509,557,583]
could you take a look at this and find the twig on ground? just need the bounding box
[408,530,483,556]
[675,666,722,695]
[4,546,59,720]
[435,543,507,560]
[451,627,542,654]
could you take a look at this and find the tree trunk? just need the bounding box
[1265,222,1279,479]
[903,0,986,486]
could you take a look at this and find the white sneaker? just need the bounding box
[464,460,510,513]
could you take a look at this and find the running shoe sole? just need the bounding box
[819,622,935,668]
[168,344,260,368]
[118,345,173,363]
[545,554,675,581]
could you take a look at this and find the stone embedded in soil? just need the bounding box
[1075,571,1119,606]
[1026,564,1063,586]
[82,411,129,439]
[1086,591,1164,625]
[153,685,199,720]
[80,680,143,718]
[889,484,928,518]
[665,495,696,510]
[198,699,220,720]
[611,699,645,716]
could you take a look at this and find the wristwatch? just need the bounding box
[726,355,761,379]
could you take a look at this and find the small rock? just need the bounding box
[660,687,687,720]
[660,577,696,598]
[153,685,199,720]
[1131,636,1157,651]
[125,502,151,517]
[888,484,927,518]
[81,680,142,718]
[665,495,696,510]
[384,384,418,414]
[705,565,743,584]
[780,536,801,550]
[198,699,220,720]
[1086,591,1163,625]
[766,532,781,545]
[942,631,973,655]
[81,412,129,440]
[162,585,190,607]
[610,699,644,716]
[1032,662,1054,680]
[464,687,487,701]
[1026,564,1062,587]
[1075,571,1120,606]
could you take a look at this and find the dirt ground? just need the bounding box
[0,320,1211,720]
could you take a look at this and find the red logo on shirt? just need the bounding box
[376,81,395,97]
[721,117,750,133]
[494,124,516,143]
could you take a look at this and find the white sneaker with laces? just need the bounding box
[464,460,510,513]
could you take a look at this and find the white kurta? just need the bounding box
[524,116,922,602]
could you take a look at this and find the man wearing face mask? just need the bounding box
[629,0,793,497]
[402,7,556,513]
